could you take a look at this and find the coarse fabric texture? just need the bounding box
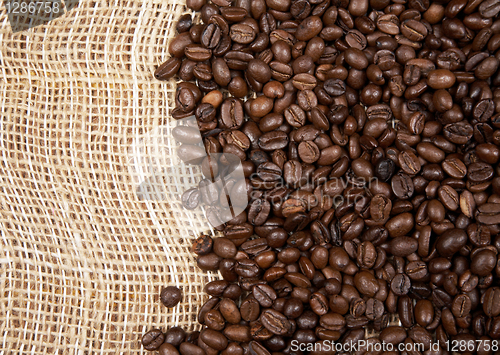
[0,1,215,353]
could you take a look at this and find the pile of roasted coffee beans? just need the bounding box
[143,0,500,353]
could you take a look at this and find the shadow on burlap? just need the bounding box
[0,0,216,353]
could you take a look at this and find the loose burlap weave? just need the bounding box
[0,1,214,353]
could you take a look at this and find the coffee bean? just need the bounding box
[204,309,225,330]
[436,228,468,257]
[324,78,346,96]
[346,29,367,50]
[376,14,400,35]
[398,295,414,328]
[282,298,303,320]
[221,98,244,129]
[451,294,472,318]
[344,47,369,70]
[442,157,467,179]
[199,329,228,351]
[258,131,289,151]
[197,252,222,271]
[399,150,421,175]
[161,286,182,308]
[159,343,181,355]
[292,73,318,91]
[401,19,428,42]
[309,292,329,315]
[142,329,165,351]
[369,194,391,224]
[483,287,500,317]
[205,280,230,299]
[247,341,270,355]
[354,270,379,297]
[260,309,292,335]
[179,342,204,355]
[248,198,271,226]
[391,273,411,296]
[248,59,272,83]
[443,121,473,144]
[257,162,282,182]
[366,298,384,320]
[477,203,500,225]
[391,173,414,199]
[298,141,320,163]
[230,23,256,44]
[284,104,306,128]
[184,44,212,61]
[405,261,427,280]
[155,58,182,80]
[181,188,201,210]
[253,284,277,308]
[375,158,396,182]
[295,16,323,41]
[269,61,293,81]
[192,234,213,256]
[480,0,500,17]
[224,50,254,70]
[219,298,241,324]
[389,236,418,257]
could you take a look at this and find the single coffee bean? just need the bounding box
[480,0,500,17]
[161,286,182,308]
[184,44,212,61]
[248,198,271,226]
[298,141,320,163]
[401,19,428,42]
[376,14,400,35]
[192,234,213,256]
[443,121,473,144]
[483,287,500,317]
[258,131,289,151]
[354,270,379,297]
[253,284,277,308]
[182,188,201,210]
[230,23,256,44]
[451,294,472,318]
[260,309,292,335]
[427,69,456,89]
[155,57,182,80]
[366,298,384,320]
[199,329,228,351]
[159,343,181,355]
[391,273,411,296]
[142,329,165,351]
[398,295,414,328]
[399,150,421,175]
[284,104,307,127]
[436,228,468,257]
[405,261,427,280]
[221,98,244,129]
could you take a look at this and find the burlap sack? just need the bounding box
[0,1,216,353]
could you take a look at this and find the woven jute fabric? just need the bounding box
[0,1,215,353]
